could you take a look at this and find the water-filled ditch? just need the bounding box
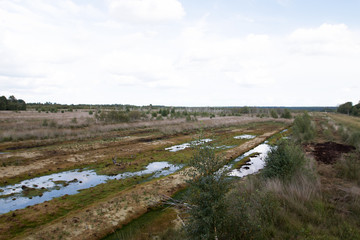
[165,139,212,152]
[228,143,271,177]
[0,161,183,214]
[233,134,256,139]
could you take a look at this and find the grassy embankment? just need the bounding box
[218,113,360,239]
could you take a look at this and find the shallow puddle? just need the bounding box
[215,145,236,150]
[0,162,183,214]
[228,143,272,178]
[233,134,256,139]
[165,139,212,152]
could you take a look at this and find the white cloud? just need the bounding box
[288,23,360,56]
[0,1,359,106]
[107,0,185,22]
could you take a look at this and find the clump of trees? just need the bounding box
[337,101,360,116]
[0,95,26,111]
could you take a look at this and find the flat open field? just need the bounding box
[0,111,291,240]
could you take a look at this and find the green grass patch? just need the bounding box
[267,128,292,146]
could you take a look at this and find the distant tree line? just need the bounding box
[337,101,360,116]
[0,95,26,111]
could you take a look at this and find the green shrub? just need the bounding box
[223,182,280,240]
[42,119,48,127]
[128,110,142,121]
[96,110,130,123]
[281,109,292,119]
[335,153,360,185]
[270,110,278,118]
[185,139,229,240]
[262,140,307,181]
[292,112,315,143]
[347,131,360,150]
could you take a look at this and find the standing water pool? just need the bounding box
[0,162,183,214]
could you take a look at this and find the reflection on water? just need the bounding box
[165,139,212,152]
[233,134,256,140]
[228,143,272,178]
[0,162,183,214]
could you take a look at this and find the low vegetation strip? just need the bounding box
[7,128,284,240]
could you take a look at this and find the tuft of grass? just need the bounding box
[347,131,360,150]
[335,152,360,185]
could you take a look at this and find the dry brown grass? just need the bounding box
[328,113,360,130]
[0,111,291,142]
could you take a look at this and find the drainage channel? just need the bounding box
[0,161,183,214]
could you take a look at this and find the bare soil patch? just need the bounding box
[306,142,356,164]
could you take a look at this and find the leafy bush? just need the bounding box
[184,140,229,240]
[292,112,315,143]
[96,110,130,123]
[128,110,142,121]
[270,110,278,118]
[281,109,292,119]
[223,180,280,240]
[262,140,307,181]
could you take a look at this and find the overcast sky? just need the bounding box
[1,0,359,106]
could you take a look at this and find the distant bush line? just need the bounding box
[337,101,360,116]
[0,95,26,111]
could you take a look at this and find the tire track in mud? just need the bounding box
[15,129,282,240]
